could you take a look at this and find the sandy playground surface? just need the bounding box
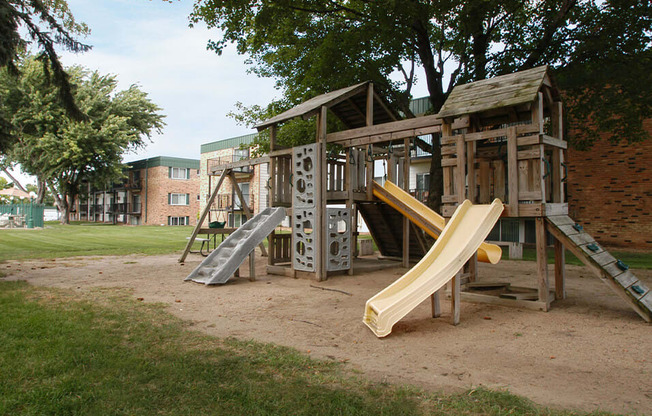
[2,251,651,415]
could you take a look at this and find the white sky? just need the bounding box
[3,0,430,187]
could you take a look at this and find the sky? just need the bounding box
[4,0,429,186]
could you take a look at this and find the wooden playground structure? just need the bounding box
[182,65,651,323]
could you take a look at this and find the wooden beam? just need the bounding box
[456,135,466,203]
[554,238,566,299]
[229,170,267,257]
[179,168,230,263]
[507,127,518,216]
[451,271,461,325]
[535,217,550,310]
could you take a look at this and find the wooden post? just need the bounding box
[451,271,461,325]
[402,138,410,268]
[456,135,466,204]
[535,217,550,310]
[466,140,475,203]
[507,127,518,216]
[229,171,267,257]
[554,238,566,299]
[179,168,230,262]
[431,291,441,318]
[345,145,354,275]
[315,106,328,281]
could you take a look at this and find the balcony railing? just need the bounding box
[129,203,142,214]
[207,154,253,175]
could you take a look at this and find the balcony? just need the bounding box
[128,203,142,214]
[207,155,254,176]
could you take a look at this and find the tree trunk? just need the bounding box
[48,180,70,225]
[36,176,46,204]
[412,18,447,214]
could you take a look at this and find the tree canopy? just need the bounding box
[0,0,90,152]
[191,0,651,211]
[0,57,165,222]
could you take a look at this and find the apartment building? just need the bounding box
[199,134,269,227]
[71,156,201,226]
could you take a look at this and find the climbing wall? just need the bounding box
[293,144,318,271]
[326,208,351,271]
[546,215,651,322]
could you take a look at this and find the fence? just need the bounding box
[0,203,45,228]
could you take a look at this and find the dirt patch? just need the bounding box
[3,252,651,415]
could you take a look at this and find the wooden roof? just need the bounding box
[254,82,399,131]
[438,66,556,119]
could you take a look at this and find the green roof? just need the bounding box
[128,156,200,170]
[201,133,258,154]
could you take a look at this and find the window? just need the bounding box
[416,173,430,191]
[169,167,190,180]
[233,148,249,162]
[169,193,190,205]
[168,216,189,226]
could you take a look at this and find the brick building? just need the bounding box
[566,119,652,249]
[71,156,201,226]
[200,134,269,227]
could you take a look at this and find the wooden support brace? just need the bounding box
[535,217,550,310]
[451,271,461,325]
[554,238,566,299]
[179,168,230,263]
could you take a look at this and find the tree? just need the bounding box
[0,0,90,152]
[191,0,652,212]
[1,57,165,223]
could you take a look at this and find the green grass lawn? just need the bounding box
[0,222,196,261]
[0,281,612,416]
[512,247,652,269]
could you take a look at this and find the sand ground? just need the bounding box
[3,251,651,415]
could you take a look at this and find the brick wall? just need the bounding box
[199,148,267,225]
[566,119,652,249]
[142,165,201,226]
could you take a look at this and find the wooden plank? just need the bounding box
[179,168,230,263]
[493,160,505,201]
[441,158,458,167]
[535,218,549,309]
[518,148,541,160]
[478,161,490,203]
[546,215,575,227]
[639,292,652,311]
[614,270,638,288]
[507,126,518,216]
[451,271,461,325]
[554,238,566,299]
[589,251,617,267]
[545,219,651,322]
[466,141,476,203]
[460,291,550,311]
[627,283,649,300]
[327,113,443,143]
[403,138,410,268]
[566,232,595,246]
[500,292,539,300]
[579,241,605,257]
[456,135,466,203]
[542,135,568,149]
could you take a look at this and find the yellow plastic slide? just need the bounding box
[372,180,502,264]
[363,199,504,337]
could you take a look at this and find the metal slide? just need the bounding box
[546,215,651,322]
[363,199,504,337]
[185,207,286,285]
[372,180,502,264]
